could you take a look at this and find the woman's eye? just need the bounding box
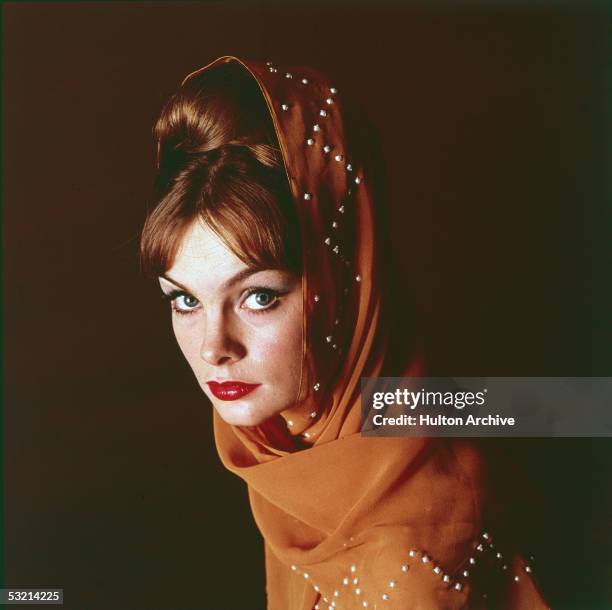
[173,293,200,313]
[242,289,279,312]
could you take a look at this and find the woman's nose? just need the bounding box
[199,312,245,366]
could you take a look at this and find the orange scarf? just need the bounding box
[181,55,551,610]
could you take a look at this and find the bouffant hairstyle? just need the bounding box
[140,62,301,278]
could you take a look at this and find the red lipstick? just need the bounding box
[207,380,261,401]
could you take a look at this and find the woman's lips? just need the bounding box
[207,380,261,401]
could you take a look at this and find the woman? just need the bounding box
[140,55,551,609]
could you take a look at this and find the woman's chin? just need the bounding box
[213,400,268,427]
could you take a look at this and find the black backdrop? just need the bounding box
[3,2,611,609]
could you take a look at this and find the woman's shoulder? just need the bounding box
[274,439,552,609]
[285,526,550,610]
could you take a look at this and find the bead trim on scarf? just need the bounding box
[266,57,364,357]
[287,531,542,609]
[261,58,370,438]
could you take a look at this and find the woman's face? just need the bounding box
[158,219,304,427]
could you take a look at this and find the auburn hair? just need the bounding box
[139,62,301,279]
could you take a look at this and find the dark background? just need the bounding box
[3,1,610,609]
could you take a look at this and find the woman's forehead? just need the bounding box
[164,221,245,288]
[161,220,297,295]
[173,220,237,267]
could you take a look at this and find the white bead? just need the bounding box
[342,577,349,585]
[332,221,338,229]
[286,72,293,78]
[332,245,339,254]
[307,138,315,146]
[330,87,337,93]
[320,109,328,117]
[496,552,503,559]
[353,577,359,585]
[266,61,272,66]
[346,163,353,171]
[463,570,469,578]
[303,193,312,200]
[332,344,337,349]
[382,593,390,601]
[389,580,397,588]
[288,420,294,427]
[502,565,508,570]
[326,97,334,104]
[304,432,310,438]
[333,591,339,597]
[314,585,320,592]
[355,588,361,595]
[362,603,368,608]
[334,319,339,325]
[325,237,331,245]
[334,154,343,162]
[314,606,319,610]
[433,566,441,574]
[323,145,331,153]
[454,583,463,591]
[314,295,320,302]
[354,176,361,184]
[291,564,297,571]
[422,555,430,563]
[408,550,416,557]
[303,572,309,578]
[401,564,409,572]
[525,566,532,573]
[313,124,321,131]
[355,274,361,282]
[326,336,332,343]
[476,544,484,552]
[313,382,320,391]
[514,575,520,582]
[350,565,356,573]
[469,557,476,565]
[338,205,345,213]
[310,411,317,418]
[482,532,490,540]
[443,575,450,583]
[281,104,289,111]
[302,78,309,84]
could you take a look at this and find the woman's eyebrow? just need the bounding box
[160,267,264,294]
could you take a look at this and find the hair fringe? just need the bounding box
[140,62,300,279]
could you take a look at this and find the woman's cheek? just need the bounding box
[258,313,302,378]
[252,330,284,361]
[265,309,301,355]
[173,319,202,363]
